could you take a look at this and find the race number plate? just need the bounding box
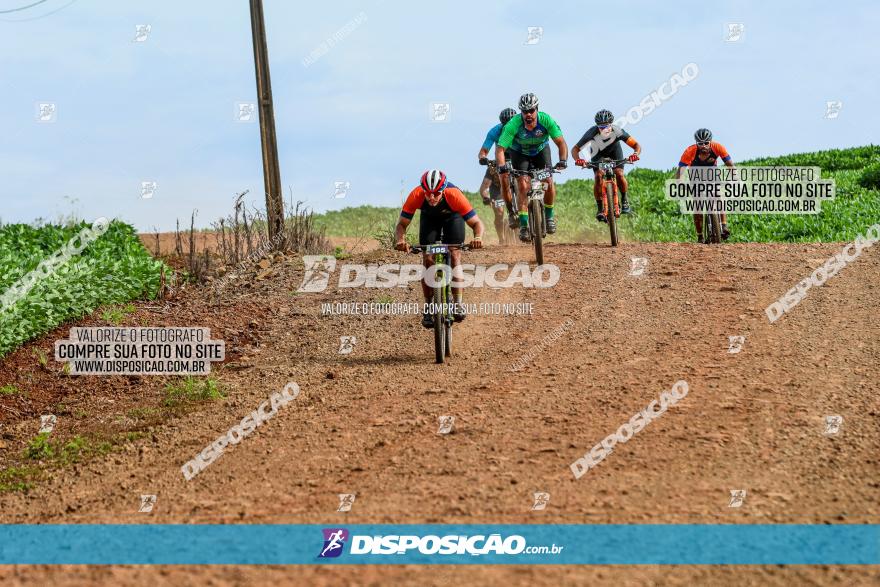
[427,245,449,254]
[535,170,551,181]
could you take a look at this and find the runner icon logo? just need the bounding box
[337,494,356,512]
[725,23,744,42]
[629,257,649,276]
[824,415,843,436]
[140,181,157,199]
[524,26,543,45]
[438,416,455,435]
[728,489,746,508]
[133,24,152,42]
[334,181,351,199]
[824,101,843,120]
[338,336,356,355]
[319,528,349,558]
[531,492,550,511]
[39,414,57,434]
[727,335,746,354]
[298,255,337,292]
[138,494,157,513]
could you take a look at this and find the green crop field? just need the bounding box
[0,220,168,357]
[313,146,880,244]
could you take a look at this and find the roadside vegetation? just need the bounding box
[0,375,226,494]
[0,220,168,357]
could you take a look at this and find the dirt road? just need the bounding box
[1,241,878,585]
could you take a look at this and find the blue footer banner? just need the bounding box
[0,524,878,565]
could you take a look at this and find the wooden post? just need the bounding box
[249,0,285,248]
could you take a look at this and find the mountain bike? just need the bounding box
[410,243,470,364]
[580,159,633,247]
[511,167,560,265]
[699,210,722,244]
[481,160,518,245]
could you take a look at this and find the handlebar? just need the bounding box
[578,158,633,170]
[408,243,472,254]
[510,167,563,178]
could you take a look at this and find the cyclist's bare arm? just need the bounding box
[553,135,569,162]
[466,215,485,241]
[394,217,411,248]
[478,147,490,160]
[494,144,507,168]
[479,177,492,200]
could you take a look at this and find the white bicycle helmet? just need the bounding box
[519,93,539,111]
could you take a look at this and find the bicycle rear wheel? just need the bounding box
[433,280,444,364]
[606,180,619,247]
[529,198,544,265]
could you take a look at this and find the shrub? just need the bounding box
[858,162,880,191]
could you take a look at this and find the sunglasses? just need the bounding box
[598,124,611,130]
[521,108,537,115]
[696,141,711,147]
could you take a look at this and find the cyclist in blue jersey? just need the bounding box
[478,107,518,241]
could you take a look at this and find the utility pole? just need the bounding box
[249,0,285,248]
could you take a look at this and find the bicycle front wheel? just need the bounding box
[433,281,444,364]
[606,180,619,247]
[708,212,721,244]
[529,198,544,265]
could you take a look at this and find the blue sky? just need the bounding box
[2,0,877,231]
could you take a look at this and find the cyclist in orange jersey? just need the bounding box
[395,169,484,327]
[676,128,735,241]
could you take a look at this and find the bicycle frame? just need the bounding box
[580,159,632,247]
[584,159,629,213]
[482,160,518,244]
[512,168,554,209]
[511,168,558,265]
[699,211,722,244]
[410,243,469,362]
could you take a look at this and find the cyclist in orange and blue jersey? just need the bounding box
[395,169,484,328]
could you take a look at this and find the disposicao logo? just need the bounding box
[318,528,349,558]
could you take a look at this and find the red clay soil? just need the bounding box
[138,233,379,258]
[1,241,878,586]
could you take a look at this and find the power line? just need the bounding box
[0,0,77,21]
[0,0,49,14]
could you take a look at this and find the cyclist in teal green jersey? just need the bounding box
[495,93,568,242]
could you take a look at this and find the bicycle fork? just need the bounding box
[602,177,620,218]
